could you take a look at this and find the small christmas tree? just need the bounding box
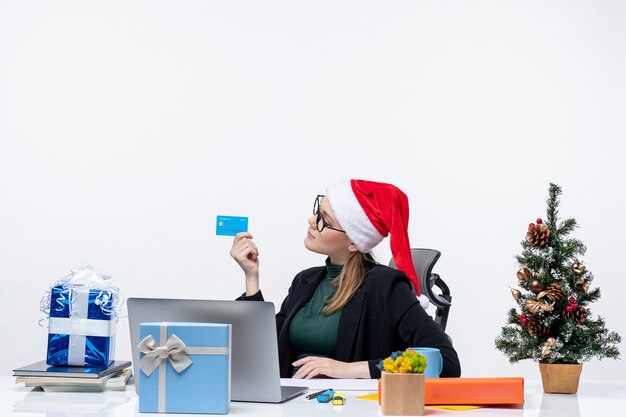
[495,183,621,364]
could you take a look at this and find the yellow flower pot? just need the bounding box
[539,363,583,394]
[380,371,425,416]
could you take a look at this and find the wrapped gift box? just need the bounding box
[47,285,117,367]
[138,322,231,414]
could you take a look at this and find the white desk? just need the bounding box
[2,377,625,417]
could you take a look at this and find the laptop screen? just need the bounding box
[127,298,290,402]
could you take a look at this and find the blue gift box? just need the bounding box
[47,285,117,367]
[138,322,231,414]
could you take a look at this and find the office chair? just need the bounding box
[388,248,452,331]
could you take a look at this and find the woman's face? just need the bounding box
[304,196,356,264]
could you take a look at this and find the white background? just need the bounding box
[1,0,625,380]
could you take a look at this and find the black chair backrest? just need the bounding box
[388,248,452,330]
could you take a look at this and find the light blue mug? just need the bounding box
[409,347,443,378]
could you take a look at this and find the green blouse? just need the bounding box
[289,259,343,363]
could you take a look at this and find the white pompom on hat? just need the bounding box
[326,179,427,306]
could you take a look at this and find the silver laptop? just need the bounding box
[127,298,307,403]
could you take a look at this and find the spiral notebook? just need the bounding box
[13,360,131,379]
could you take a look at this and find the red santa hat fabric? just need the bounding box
[326,179,425,302]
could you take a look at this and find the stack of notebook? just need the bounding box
[13,360,132,392]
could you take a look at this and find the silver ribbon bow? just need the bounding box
[138,334,193,376]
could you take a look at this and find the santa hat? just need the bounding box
[326,179,429,308]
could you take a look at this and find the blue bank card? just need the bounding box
[216,215,248,236]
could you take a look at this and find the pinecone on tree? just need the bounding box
[563,306,589,324]
[538,283,564,302]
[526,315,549,337]
[527,223,550,247]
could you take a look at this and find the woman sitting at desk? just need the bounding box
[231,179,461,379]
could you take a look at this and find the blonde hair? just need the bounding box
[323,251,376,314]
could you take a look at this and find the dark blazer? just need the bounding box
[238,263,461,378]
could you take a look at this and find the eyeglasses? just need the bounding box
[313,195,346,233]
